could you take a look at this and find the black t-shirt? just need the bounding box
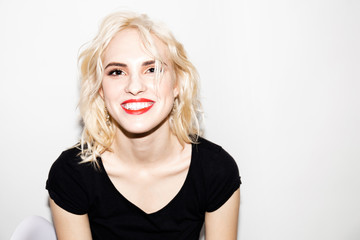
[46,137,241,240]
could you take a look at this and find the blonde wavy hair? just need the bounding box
[78,11,202,164]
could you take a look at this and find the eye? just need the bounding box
[145,66,165,74]
[108,69,126,76]
[145,67,155,74]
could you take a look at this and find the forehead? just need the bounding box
[102,28,170,64]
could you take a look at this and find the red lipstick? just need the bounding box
[121,98,155,115]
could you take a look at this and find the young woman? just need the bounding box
[46,11,241,240]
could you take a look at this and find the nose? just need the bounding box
[125,73,146,95]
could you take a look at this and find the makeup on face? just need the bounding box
[100,29,178,134]
[121,98,155,115]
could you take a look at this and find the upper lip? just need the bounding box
[121,98,155,104]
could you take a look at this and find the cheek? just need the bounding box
[101,80,121,100]
[158,81,176,99]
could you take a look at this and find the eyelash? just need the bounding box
[108,69,125,76]
[146,67,155,73]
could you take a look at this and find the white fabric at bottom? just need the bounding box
[11,215,56,240]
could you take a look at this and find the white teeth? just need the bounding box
[122,102,153,110]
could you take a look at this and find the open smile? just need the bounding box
[121,98,155,115]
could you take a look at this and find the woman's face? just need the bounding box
[100,28,178,136]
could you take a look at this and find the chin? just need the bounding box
[116,116,171,139]
[116,123,159,138]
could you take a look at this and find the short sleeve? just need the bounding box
[203,146,241,212]
[46,148,90,215]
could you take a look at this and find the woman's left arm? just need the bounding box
[204,188,240,240]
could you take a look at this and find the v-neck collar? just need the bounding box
[97,143,195,216]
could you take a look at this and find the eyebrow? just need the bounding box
[104,62,127,69]
[142,60,156,67]
[104,61,155,70]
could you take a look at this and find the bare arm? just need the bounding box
[204,188,240,240]
[50,198,93,240]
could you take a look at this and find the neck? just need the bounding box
[109,122,183,166]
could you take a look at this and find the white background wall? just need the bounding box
[1,0,359,239]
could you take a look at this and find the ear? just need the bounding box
[173,76,180,98]
[173,84,179,98]
[99,87,104,99]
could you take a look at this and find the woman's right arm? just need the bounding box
[50,198,93,240]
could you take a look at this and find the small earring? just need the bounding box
[105,107,111,126]
[172,98,178,114]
